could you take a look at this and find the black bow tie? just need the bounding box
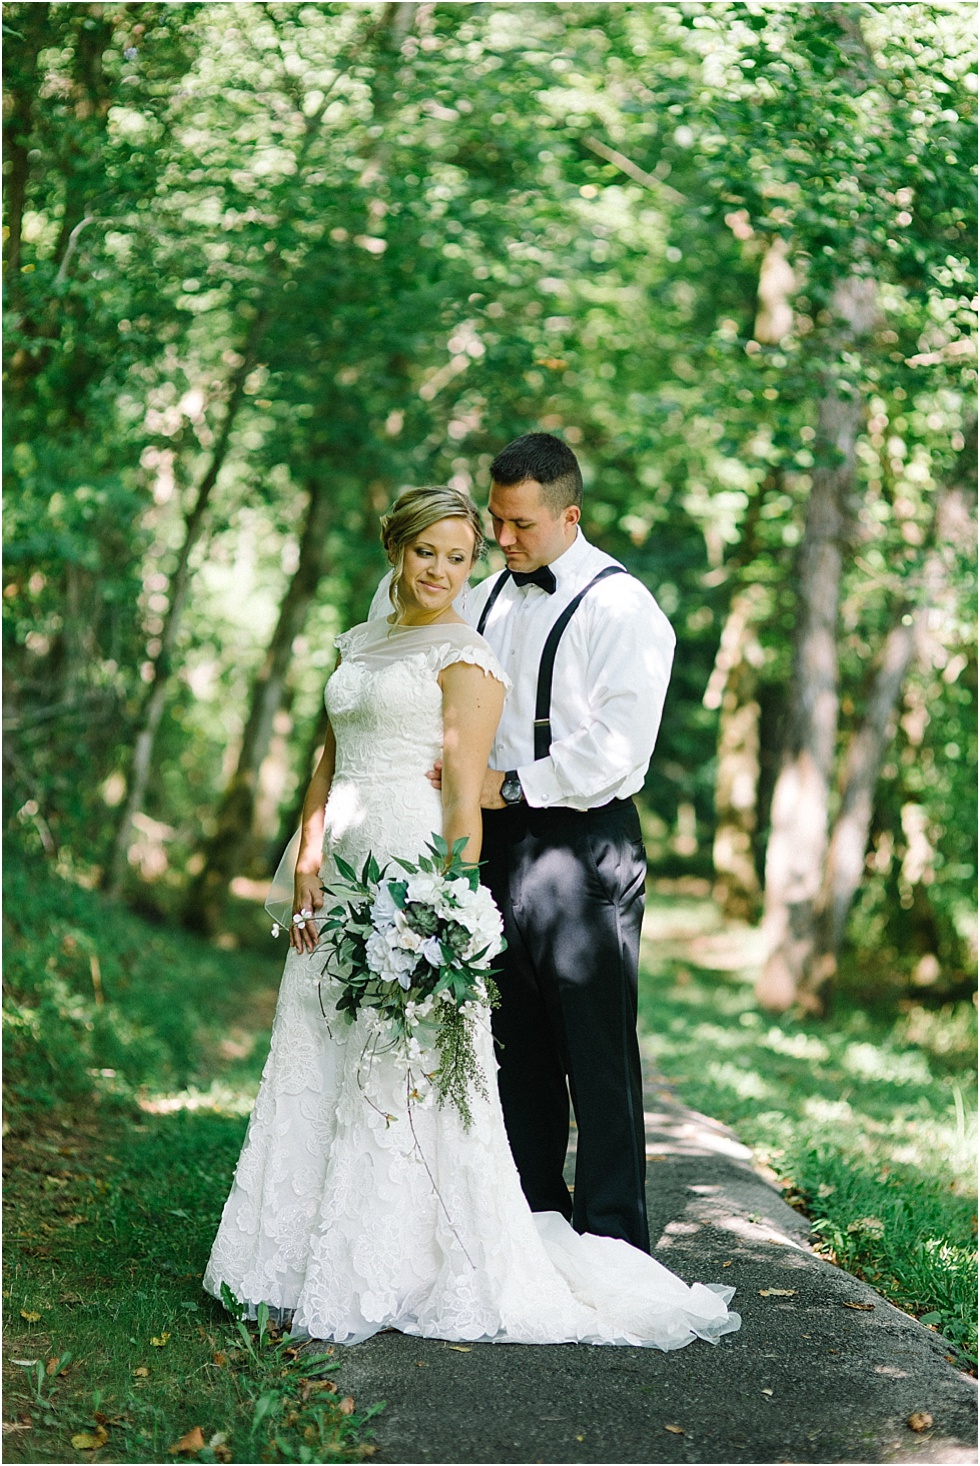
[511,565,557,594]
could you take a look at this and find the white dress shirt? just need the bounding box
[465,531,675,811]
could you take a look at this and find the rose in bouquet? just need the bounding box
[317,834,505,1129]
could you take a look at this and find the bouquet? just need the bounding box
[316,835,505,1130]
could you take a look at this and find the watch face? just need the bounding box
[502,777,522,804]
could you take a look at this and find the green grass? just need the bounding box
[2,844,384,1462]
[638,892,978,1365]
[3,847,976,1465]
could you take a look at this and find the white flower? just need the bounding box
[393,912,425,952]
[370,883,400,929]
[406,871,443,905]
[420,935,444,966]
[452,885,504,961]
[365,928,416,986]
[443,877,472,907]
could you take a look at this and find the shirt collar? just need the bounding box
[547,528,590,588]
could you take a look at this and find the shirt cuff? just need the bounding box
[515,759,566,808]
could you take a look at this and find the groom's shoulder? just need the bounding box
[579,551,676,644]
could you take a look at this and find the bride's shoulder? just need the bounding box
[334,617,388,656]
[438,619,491,648]
[431,622,510,690]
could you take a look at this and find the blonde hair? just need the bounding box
[380,486,486,608]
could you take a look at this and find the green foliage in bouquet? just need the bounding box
[317,836,504,1129]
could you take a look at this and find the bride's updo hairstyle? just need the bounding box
[380,486,486,608]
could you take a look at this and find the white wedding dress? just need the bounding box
[204,619,740,1349]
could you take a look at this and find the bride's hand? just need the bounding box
[290,871,323,954]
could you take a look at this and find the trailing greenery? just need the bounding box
[638,893,978,1365]
[318,837,505,1130]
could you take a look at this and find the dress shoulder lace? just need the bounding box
[424,635,511,693]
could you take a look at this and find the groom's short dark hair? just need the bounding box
[490,432,583,515]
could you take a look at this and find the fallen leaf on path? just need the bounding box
[907,1413,933,1433]
[721,1260,732,1268]
[338,1397,356,1416]
[447,1345,471,1352]
[840,1301,874,1311]
[19,1310,41,1322]
[664,1424,684,1434]
[762,1389,774,1396]
[758,1289,796,1297]
[72,1427,109,1451]
[169,1425,206,1454]
[307,1380,337,1393]
[151,1332,170,1347]
[575,1434,585,1442]
[132,1367,150,1378]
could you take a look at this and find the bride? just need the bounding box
[204,485,740,1350]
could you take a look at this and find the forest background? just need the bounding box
[2,3,978,1452]
[5,0,976,1003]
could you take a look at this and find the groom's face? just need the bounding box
[488,479,580,572]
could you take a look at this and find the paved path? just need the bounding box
[335,1058,977,1466]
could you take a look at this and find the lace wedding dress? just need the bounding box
[204,619,740,1350]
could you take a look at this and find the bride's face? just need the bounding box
[398,517,476,616]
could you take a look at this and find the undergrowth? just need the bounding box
[638,897,978,1367]
[2,843,383,1462]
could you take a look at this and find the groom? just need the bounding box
[466,433,675,1254]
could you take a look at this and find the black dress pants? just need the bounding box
[480,798,650,1254]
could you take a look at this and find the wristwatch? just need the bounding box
[500,770,525,806]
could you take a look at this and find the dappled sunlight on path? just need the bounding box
[641,886,767,976]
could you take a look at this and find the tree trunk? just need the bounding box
[813,616,917,965]
[183,480,335,933]
[105,332,265,898]
[3,4,53,305]
[272,701,331,860]
[104,3,393,902]
[52,5,115,265]
[811,421,978,975]
[704,585,766,919]
[757,275,877,1012]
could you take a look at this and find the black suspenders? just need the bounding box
[476,564,627,759]
[475,569,512,637]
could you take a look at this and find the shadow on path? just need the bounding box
[334,1063,977,1465]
